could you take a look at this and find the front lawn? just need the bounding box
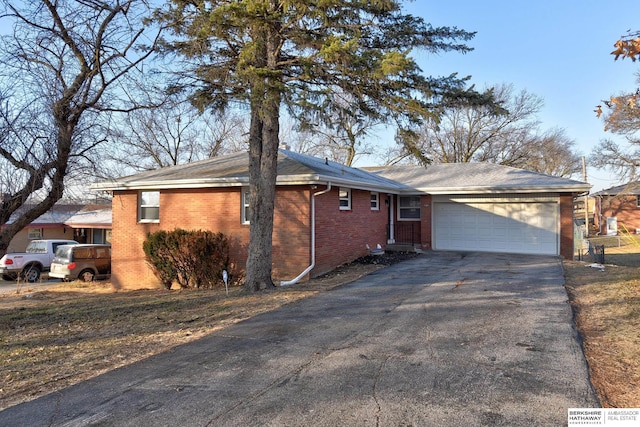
[564,244,640,407]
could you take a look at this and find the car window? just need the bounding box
[74,248,93,259]
[52,242,73,254]
[54,246,73,260]
[95,247,110,258]
[26,241,46,253]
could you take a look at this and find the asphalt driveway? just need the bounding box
[0,251,598,426]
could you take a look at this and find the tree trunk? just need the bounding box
[244,106,277,291]
[244,15,282,292]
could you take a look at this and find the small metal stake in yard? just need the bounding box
[222,270,228,296]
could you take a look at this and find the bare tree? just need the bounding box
[420,84,539,163]
[103,96,249,175]
[0,0,162,254]
[590,136,640,182]
[517,128,582,177]
[390,83,581,176]
[592,85,640,181]
[292,90,384,166]
[591,31,640,181]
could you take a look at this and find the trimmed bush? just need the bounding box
[143,230,177,290]
[143,229,231,289]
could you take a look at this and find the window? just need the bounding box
[139,191,160,222]
[370,192,379,210]
[339,187,351,210]
[399,196,421,220]
[27,228,42,239]
[242,188,250,224]
[92,229,107,244]
[636,195,640,207]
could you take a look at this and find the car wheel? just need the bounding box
[79,269,95,282]
[22,266,41,283]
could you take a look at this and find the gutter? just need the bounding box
[280,183,332,286]
[90,174,402,194]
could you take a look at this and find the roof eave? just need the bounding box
[90,177,249,191]
[408,184,592,195]
[300,175,405,194]
[92,174,405,194]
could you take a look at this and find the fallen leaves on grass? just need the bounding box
[564,260,640,407]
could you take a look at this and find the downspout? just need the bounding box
[596,195,602,235]
[280,183,332,286]
[388,195,395,244]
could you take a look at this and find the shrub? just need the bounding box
[143,230,177,290]
[143,229,231,289]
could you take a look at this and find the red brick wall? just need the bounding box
[272,187,311,281]
[313,187,389,277]
[110,187,312,289]
[416,195,431,250]
[560,194,575,260]
[600,195,640,235]
[111,190,158,289]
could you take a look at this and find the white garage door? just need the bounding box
[433,196,559,255]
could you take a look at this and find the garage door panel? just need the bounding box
[433,201,558,255]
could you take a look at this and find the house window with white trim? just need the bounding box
[370,192,379,210]
[27,228,42,239]
[242,188,250,224]
[398,196,421,220]
[339,187,351,210]
[139,191,160,222]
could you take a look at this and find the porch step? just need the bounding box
[385,244,421,253]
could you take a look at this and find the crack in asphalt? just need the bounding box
[372,355,390,427]
[205,350,327,426]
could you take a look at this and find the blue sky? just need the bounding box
[401,0,640,192]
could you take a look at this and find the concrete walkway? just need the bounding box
[0,252,598,426]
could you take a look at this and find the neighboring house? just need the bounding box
[2,204,112,252]
[573,195,597,235]
[92,149,590,289]
[592,183,640,236]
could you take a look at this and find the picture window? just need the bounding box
[399,196,421,220]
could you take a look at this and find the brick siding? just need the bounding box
[111,187,313,289]
[598,195,640,235]
[560,194,575,260]
[420,195,432,250]
[314,187,389,277]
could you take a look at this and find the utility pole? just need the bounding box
[582,156,589,236]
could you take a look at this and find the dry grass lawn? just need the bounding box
[564,241,640,408]
[0,258,389,411]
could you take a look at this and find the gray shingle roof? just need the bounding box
[367,163,591,194]
[591,182,640,196]
[92,149,409,193]
[7,204,111,227]
[92,150,591,195]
